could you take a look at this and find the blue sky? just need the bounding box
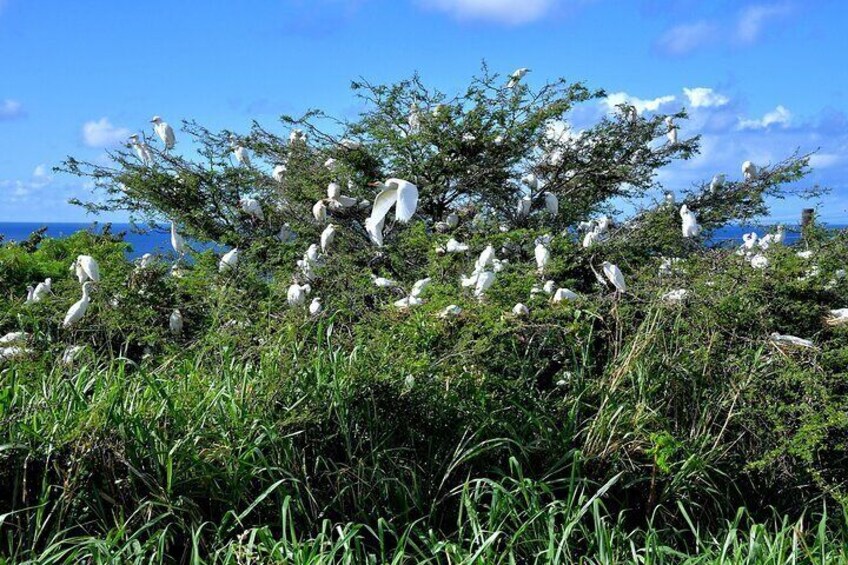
[1,0,846,223]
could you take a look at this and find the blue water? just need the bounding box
[0,222,840,259]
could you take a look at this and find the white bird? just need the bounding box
[411,277,431,298]
[543,280,556,295]
[138,253,155,268]
[709,174,726,193]
[494,134,505,145]
[408,104,422,133]
[393,296,424,310]
[230,136,250,167]
[313,200,328,224]
[365,216,385,247]
[32,276,53,296]
[61,345,85,366]
[770,332,815,349]
[272,164,287,183]
[476,245,496,271]
[309,297,323,316]
[474,271,496,299]
[602,261,626,293]
[63,282,94,328]
[369,179,419,225]
[446,238,470,254]
[240,198,264,221]
[446,213,460,229]
[796,250,814,260]
[659,257,681,276]
[324,158,338,172]
[287,283,312,307]
[552,288,578,303]
[151,116,175,150]
[128,134,153,165]
[661,289,688,303]
[742,232,759,251]
[25,286,34,304]
[665,192,675,206]
[171,221,186,255]
[321,224,337,253]
[327,182,342,200]
[507,67,530,88]
[0,331,29,345]
[169,309,183,335]
[521,173,539,190]
[462,132,476,142]
[544,192,559,216]
[512,303,530,317]
[75,255,101,283]
[439,304,462,318]
[750,254,769,269]
[340,138,362,150]
[289,129,306,145]
[219,248,240,272]
[0,347,30,363]
[665,117,677,144]
[516,196,532,219]
[372,275,396,288]
[680,205,701,238]
[535,243,550,274]
[742,160,757,181]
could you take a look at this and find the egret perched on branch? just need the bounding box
[171,221,186,256]
[512,303,530,317]
[240,198,264,221]
[680,205,701,238]
[371,274,396,288]
[661,289,688,304]
[219,248,239,273]
[665,117,677,144]
[473,271,496,299]
[770,332,815,349]
[544,192,559,216]
[128,134,153,165]
[63,282,94,328]
[507,67,530,88]
[72,255,100,283]
[602,261,627,293]
[287,283,312,307]
[230,135,250,167]
[516,196,532,219]
[313,200,328,224]
[138,253,155,269]
[25,286,34,304]
[439,304,462,318]
[369,179,419,225]
[326,182,358,210]
[309,297,322,316]
[169,310,183,335]
[535,242,550,274]
[272,164,286,183]
[709,174,726,193]
[750,254,769,269]
[521,173,539,190]
[742,160,757,180]
[552,288,578,303]
[151,116,175,150]
[33,278,52,302]
[438,238,469,254]
[321,224,337,253]
[394,277,431,309]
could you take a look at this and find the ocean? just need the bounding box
[0,221,834,259]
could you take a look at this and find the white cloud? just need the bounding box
[737,105,792,130]
[603,92,677,115]
[735,3,792,44]
[683,87,729,109]
[0,98,24,120]
[33,164,49,178]
[418,0,557,24]
[82,117,131,148]
[808,153,842,170]
[655,21,718,56]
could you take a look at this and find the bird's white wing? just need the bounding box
[80,256,100,282]
[365,216,385,247]
[369,188,399,226]
[394,180,419,223]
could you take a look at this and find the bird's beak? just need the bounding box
[368,181,381,187]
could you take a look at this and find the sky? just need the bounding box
[0,0,846,223]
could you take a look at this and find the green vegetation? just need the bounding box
[2,68,846,563]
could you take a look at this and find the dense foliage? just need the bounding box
[1,68,845,563]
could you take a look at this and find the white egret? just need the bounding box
[408,103,421,133]
[742,232,759,251]
[371,275,397,288]
[240,198,264,221]
[439,304,462,318]
[128,134,153,165]
[76,255,100,283]
[476,245,496,271]
[661,289,688,303]
[171,221,186,256]
[230,135,250,167]
[411,277,431,298]
[309,297,323,316]
[665,117,677,144]
[289,129,306,144]
[446,213,460,229]
[369,179,419,225]
[602,261,626,293]
[507,67,530,88]
[462,132,476,142]
[61,345,85,366]
[287,283,312,307]
[512,303,530,317]
[521,173,539,190]
[63,282,94,328]
[169,309,183,335]
[516,196,532,219]
[770,332,815,349]
[750,254,769,269]
[544,192,559,216]
[324,158,338,172]
[313,200,328,224]
[543,280,556,295]
[445,238,469,253]
[796,250,814,260]
[340,138,362,150]
[680,205,701,238]
[393,296,424,309]
[365,216,385,247]
[138,253,155,268]
[321,224,337,253]
[219,248,239,272]
[535,243,550,274]
[272,164,287,182]
[25,286,34,304]
[150,116,175,150]
[474,271,496,299]
[826,308,848,326]
[709,174,726,193]
[328,182,341,199]
[552,288,578,303]
[742,160,757,180]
